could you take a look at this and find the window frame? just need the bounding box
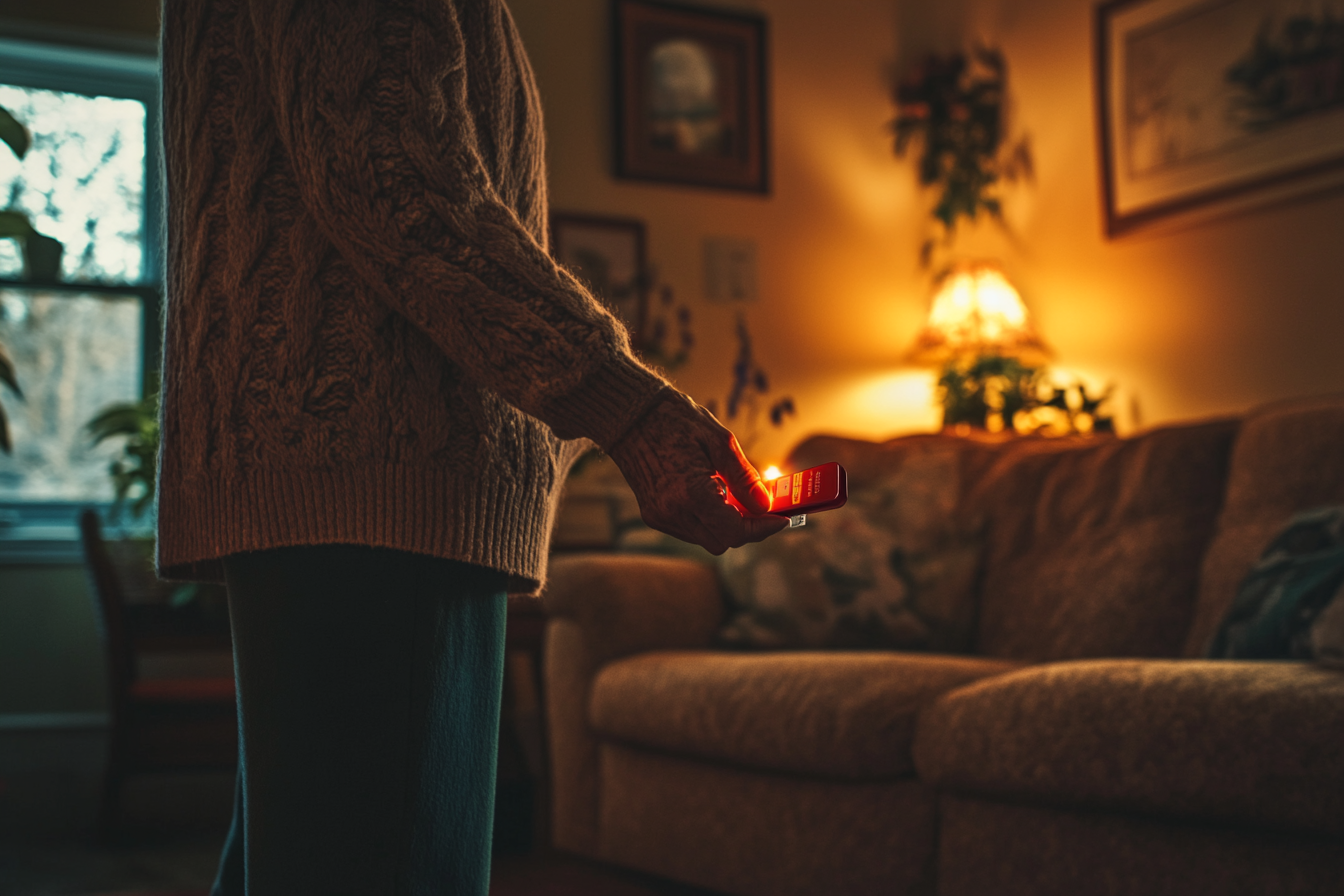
[0,35,162,563]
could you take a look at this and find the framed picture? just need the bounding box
[550,213,648,341]
[1096,0,1344,235]
[613,0,769,193]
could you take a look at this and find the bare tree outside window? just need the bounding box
[0,84,146,282]
[0,82,148,505]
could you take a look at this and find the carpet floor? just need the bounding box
[0,769,721,896]
[1,844,723,896]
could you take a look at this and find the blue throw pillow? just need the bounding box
[1207,506,1344,662]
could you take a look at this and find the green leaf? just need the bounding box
[88,403,151,442]
[170,583,200,608]
[919,238,935,269]
[131,488,155,520]
[89,390,161,519]
[22,231,63,282]
[0,106,30,160]
[0,340,20,398]
[0,210,34,239]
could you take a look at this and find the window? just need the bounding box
[0,36,160,558]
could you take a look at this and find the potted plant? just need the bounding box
[889,47,1033,267]
[86,381,160,523]
[86,380,228,623]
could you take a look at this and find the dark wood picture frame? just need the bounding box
[613,0,769,193]
[1096,0,1344,236]
[550,213,649,342]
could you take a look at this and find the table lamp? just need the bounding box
[907,261,1050,367]
[907,261,1051,432]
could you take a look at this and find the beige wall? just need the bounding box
[511,0,1344,467]
[509,0,923,468]
[8,0,1342,460]
[896,0,1344,431]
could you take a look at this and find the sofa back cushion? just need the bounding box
[1184,394,1344,656]
[972,419,1239,661]
[716,433,1004,651]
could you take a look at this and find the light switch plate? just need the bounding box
[703,236,758,303]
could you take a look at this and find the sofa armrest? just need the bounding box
[543,552,724,857]
[544,552,725,664]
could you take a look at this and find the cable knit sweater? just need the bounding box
[156,0,667,591]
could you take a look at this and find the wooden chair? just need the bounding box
[79,509,237,842]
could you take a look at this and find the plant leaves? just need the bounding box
[0,105,30,160]
[0,340,20,398]
[22,231,64,282]
[88,391,160,519]
[0,210,34,239]
[171,583,200,608]
[913,242,927,270]
[87,403,151,443]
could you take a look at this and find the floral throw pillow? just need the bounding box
[716,439,984,652]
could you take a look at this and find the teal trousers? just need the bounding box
[211,545,508,896]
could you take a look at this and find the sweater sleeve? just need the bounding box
[244,0,667,448]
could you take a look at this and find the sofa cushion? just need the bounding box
[972,420,1238,661]
[913,659,1344,833]
[1186,394,1344,656]
[717,434,1004,651]
[936,796,1344,896]
[589,650,1021,779]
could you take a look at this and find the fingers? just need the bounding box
[640,474,789,555]
[707,430,772,514]
[741,513,790,543]
[687,474,742,553]
[607,389,787,554]
[689,475,786,553]
[697,504,787,554]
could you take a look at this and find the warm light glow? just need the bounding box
[832,370,942,435]
[762,466,782,481]
[908,261,1050,366]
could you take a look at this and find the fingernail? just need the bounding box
[751,482,772,511]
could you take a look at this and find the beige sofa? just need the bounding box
[542,395,1344,896]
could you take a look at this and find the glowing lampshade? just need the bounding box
[907,262,1051,366]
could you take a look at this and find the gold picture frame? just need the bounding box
[1096,0,1344,235]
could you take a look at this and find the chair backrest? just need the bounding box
[79,509,136,707]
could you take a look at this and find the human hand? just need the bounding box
[608,391,789,555]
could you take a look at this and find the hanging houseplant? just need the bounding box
[889,47,1033,266]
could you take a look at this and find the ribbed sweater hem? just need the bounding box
[155,464,555,593]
